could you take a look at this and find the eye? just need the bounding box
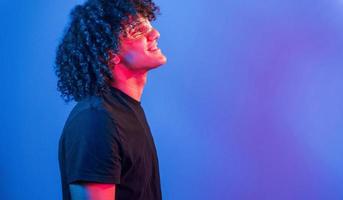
[130,26,150,38]
[137,26,149,34]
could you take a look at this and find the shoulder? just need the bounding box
[67,96,114,124]
[62,97,118,138]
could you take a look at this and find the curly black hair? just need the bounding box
[54,0,159,102]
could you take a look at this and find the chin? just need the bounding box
[137,51,167,71]
[147,62,165,71]
[159,55,167,65]
[155,56,167,67]
[157,51,167,63]
[147,54,167,68]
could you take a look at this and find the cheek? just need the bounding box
[122,50,148,67]
[126,46,148,58]
[119,40,149,65]
[123,52,138,63]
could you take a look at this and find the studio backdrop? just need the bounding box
[0,0,342,199]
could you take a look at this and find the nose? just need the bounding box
[148,28,160,41]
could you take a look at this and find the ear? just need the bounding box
[108,50,121,66]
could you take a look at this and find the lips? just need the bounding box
[148,42,159,51]
[149,47,159,51]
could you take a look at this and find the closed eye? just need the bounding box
[131,26,152,37]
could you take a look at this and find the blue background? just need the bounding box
[0,0,342,199]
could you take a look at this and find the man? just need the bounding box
[54,0,167,199]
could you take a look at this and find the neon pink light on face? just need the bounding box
[123,19,154,40]
[118,16,167,72]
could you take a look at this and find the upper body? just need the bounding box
[59,87,162,200]
[54,0,167,199]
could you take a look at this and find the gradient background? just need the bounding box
[0,0,342,199]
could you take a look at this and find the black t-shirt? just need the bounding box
[58,87,162,200]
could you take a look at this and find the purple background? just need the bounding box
[0,0,342,199]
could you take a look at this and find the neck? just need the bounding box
[111,64,148,102]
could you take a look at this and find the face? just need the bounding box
[117,16,167,72]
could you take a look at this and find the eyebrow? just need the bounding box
[132,22,152,32]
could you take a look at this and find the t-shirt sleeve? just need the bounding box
[62,108,121,184]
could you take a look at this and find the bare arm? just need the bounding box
[69,183,116,200]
